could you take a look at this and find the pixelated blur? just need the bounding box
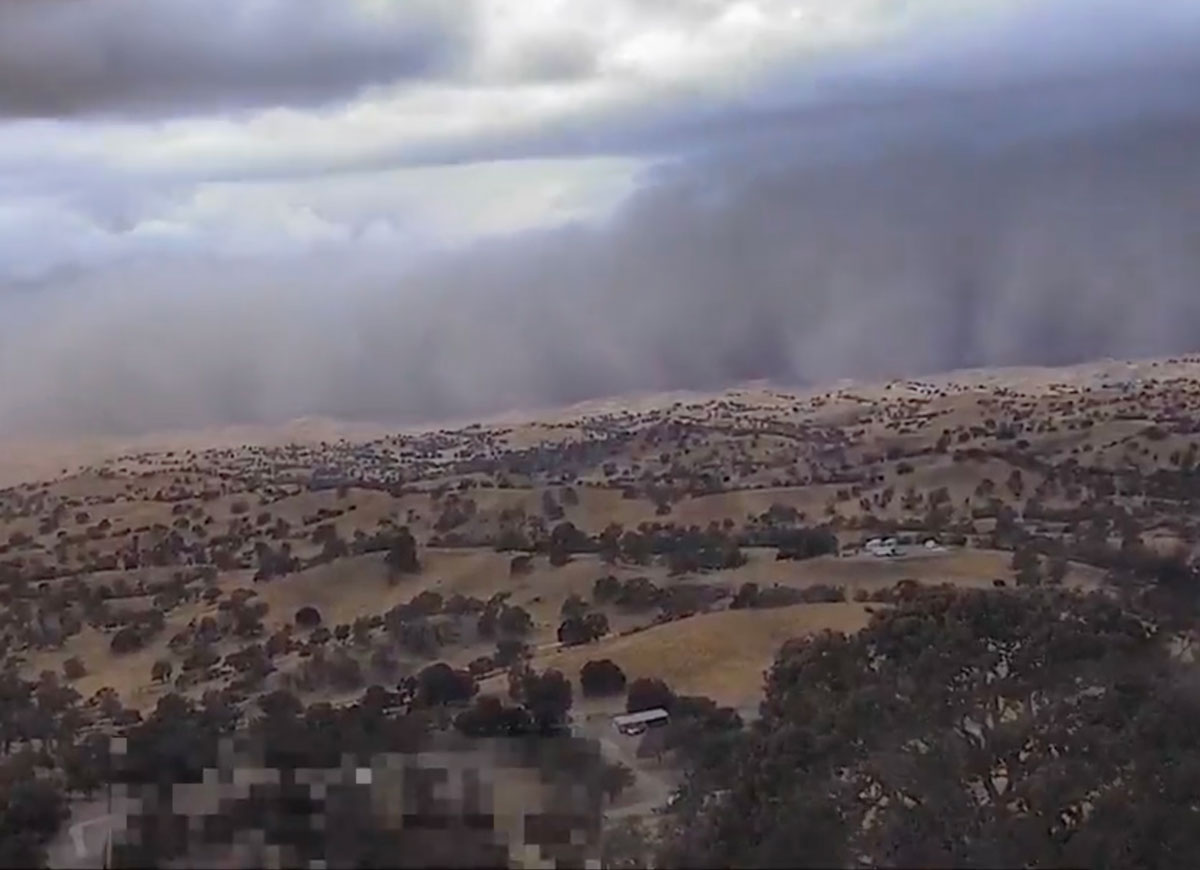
[85,733,605,868]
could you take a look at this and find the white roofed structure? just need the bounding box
[612,708,670,735]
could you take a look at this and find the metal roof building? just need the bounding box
[612,708,670,735]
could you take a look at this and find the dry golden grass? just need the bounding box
[246,549,633,641]
[11,353,1199,719]
[531,603,874,708]
[720,548,1103,591]
[0,419,400,488]
[25,610,205,709]
[18,543,1106,713]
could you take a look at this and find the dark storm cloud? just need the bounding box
[166,0,1200,189]
[2,0,1200,436]
[5,110,1200,437]
[0,0,473,118]
[580,0,1200,163]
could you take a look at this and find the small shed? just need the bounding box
[612,708,670,736]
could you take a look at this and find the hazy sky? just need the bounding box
[2,0,1199,436]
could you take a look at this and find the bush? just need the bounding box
[62,657,86,681]
[410,590,444,617]
[384,526,420,575]
[584,611,610,640]
[0,778,69,867]
[600,762,636,803]
[593,575,621,602]
[444,594,485,616]
[626,677,674,714]
[772,527,839,561]
[560,593,588,620]
[109,626,143,655]
[730,582,759,610]
[799,583,845,604]
[415,662,477,707]
[615,577,661,611]
[294,606,322,629]
[453,695,535,737]
[511,668,573,732]
[151,660,173,683]
[467,656,496,678]
[580,659,627,697]
[498,605,533,638]
[476,608,498,640]
[558,612,610,647]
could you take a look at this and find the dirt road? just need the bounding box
[573,714,677,821]
[46,798,113,869]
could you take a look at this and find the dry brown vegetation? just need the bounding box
[4,353,1200,725]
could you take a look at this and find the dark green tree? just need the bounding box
[661,588,1200,870]
[384,526,421,576]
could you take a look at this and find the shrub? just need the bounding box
[384,526,420,576]
[580,659,627,697]
[498,605,533,638]
[593,575,621,602]
[294,606,322,630]
[560,593,588,620]
[557,617,591,647]
[109,626,143,655]
[415,662,477,707]
[626,677,674,714]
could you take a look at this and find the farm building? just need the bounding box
[612,708,670,736]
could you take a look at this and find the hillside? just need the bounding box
[4,353,1200,865]
[8,355,1182,707]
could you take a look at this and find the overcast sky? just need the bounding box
[2,0,1199,436]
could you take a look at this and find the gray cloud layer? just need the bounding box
[6,110,1199,436]
[2,0,1200,436]
[0,0,470,118]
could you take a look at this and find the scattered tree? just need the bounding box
[580,659,627,697]
[62,657,86,681]
[295,605,323,630]
[626,677,674,714]
[384,526,420,577]
[151,660,173,684]
[414,663,476,707]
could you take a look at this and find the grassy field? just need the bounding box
[531,602,874,708]
[6,354,1198,722]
